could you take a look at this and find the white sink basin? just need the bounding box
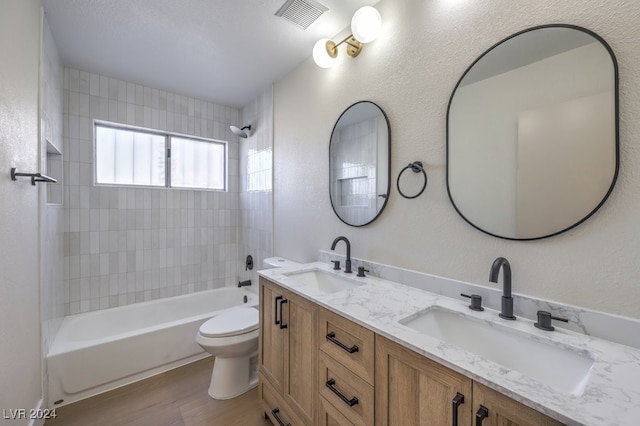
[400,307,594,396]
[283,269,365,294]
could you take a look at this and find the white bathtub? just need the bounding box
[47,287,258,407]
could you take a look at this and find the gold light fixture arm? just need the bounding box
[325,34,363,59]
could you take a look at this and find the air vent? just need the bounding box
[275,0,328,30]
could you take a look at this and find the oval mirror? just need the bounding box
[330,101,391,227]
[447,25,618,240]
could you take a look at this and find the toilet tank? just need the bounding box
[263,257,301,269]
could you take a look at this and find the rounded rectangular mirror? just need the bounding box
[330,101,391,227]
[447,25,618,240]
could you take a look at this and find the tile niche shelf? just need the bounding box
[45,139,63,205]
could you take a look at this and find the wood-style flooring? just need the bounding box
[45,357,272,426]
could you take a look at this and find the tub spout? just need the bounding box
[238,280,251,287]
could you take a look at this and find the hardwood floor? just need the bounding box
[46,357,272,426]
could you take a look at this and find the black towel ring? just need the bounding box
[397,161,427,199]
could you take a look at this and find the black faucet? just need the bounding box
[330,236,352,273]
[237,280,251,288]
[489,257,516,320]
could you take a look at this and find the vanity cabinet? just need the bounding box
[259,277,317,424]
[375,335,563,426]
[260,277,566,426]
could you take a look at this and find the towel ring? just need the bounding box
[397,161,427,199]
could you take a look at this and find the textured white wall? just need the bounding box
[0,0,44,414]
[273,0,640,318]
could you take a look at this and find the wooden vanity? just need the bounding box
[258,277,562,426]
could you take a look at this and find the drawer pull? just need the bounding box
[452,392,464,426]
[475,405,489,426]
[279,298,288,329]
[274,296,282,325]
[326,332,359,354]
[326,378,359,407]
[271,408,291,426]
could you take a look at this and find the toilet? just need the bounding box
[196,256,300,399]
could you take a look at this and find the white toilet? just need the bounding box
[196,256,300,399]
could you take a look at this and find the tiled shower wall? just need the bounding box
[63,67,241,314]
[239,87,273,287]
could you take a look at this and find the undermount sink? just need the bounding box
[399,307,594,396]
[283,268,365,294]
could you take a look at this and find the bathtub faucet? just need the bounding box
[238,280,252,288]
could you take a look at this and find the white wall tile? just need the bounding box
[63,67,243,312]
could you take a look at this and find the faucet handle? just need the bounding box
[331,260,341,270]
[461,293,484,311]
[534,310,569,331]
[357,266,369,277]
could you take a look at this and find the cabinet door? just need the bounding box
[472,382,564,426]
[283,290,317,424]
[259,278,285,393]
[375,336,472,426]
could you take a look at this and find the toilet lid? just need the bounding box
[199,308,259,338]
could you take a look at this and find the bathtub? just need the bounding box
[47,287,258,407]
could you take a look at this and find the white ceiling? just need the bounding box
[41,0,380,108]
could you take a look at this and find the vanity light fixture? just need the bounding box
[312,5,382,69]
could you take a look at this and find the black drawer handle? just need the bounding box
[279,298,288,329]
[271,408,291,426]
[452,393,464,426]
[274,296,282,325]
[326,332,359,354]
[326,378,359,407]
[475,405,489,426]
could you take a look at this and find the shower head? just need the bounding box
[230,125,252,138]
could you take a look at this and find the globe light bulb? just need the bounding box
[351,6,382,44]
[312,38,337,68]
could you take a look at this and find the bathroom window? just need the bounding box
[94,121,226,191]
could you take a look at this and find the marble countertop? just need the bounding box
[259,262,640,426]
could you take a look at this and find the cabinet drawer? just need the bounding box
[260,373,306,426]
[318,308,375,384]
[318,396,356,426]
[319,352,374,426]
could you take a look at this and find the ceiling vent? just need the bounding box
[275,0,328,30]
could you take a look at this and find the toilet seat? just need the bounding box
[199,308,258,338]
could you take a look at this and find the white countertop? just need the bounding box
[259,261,640,426]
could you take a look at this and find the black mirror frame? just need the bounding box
[329,100,391,227]
[445,24,619,240]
